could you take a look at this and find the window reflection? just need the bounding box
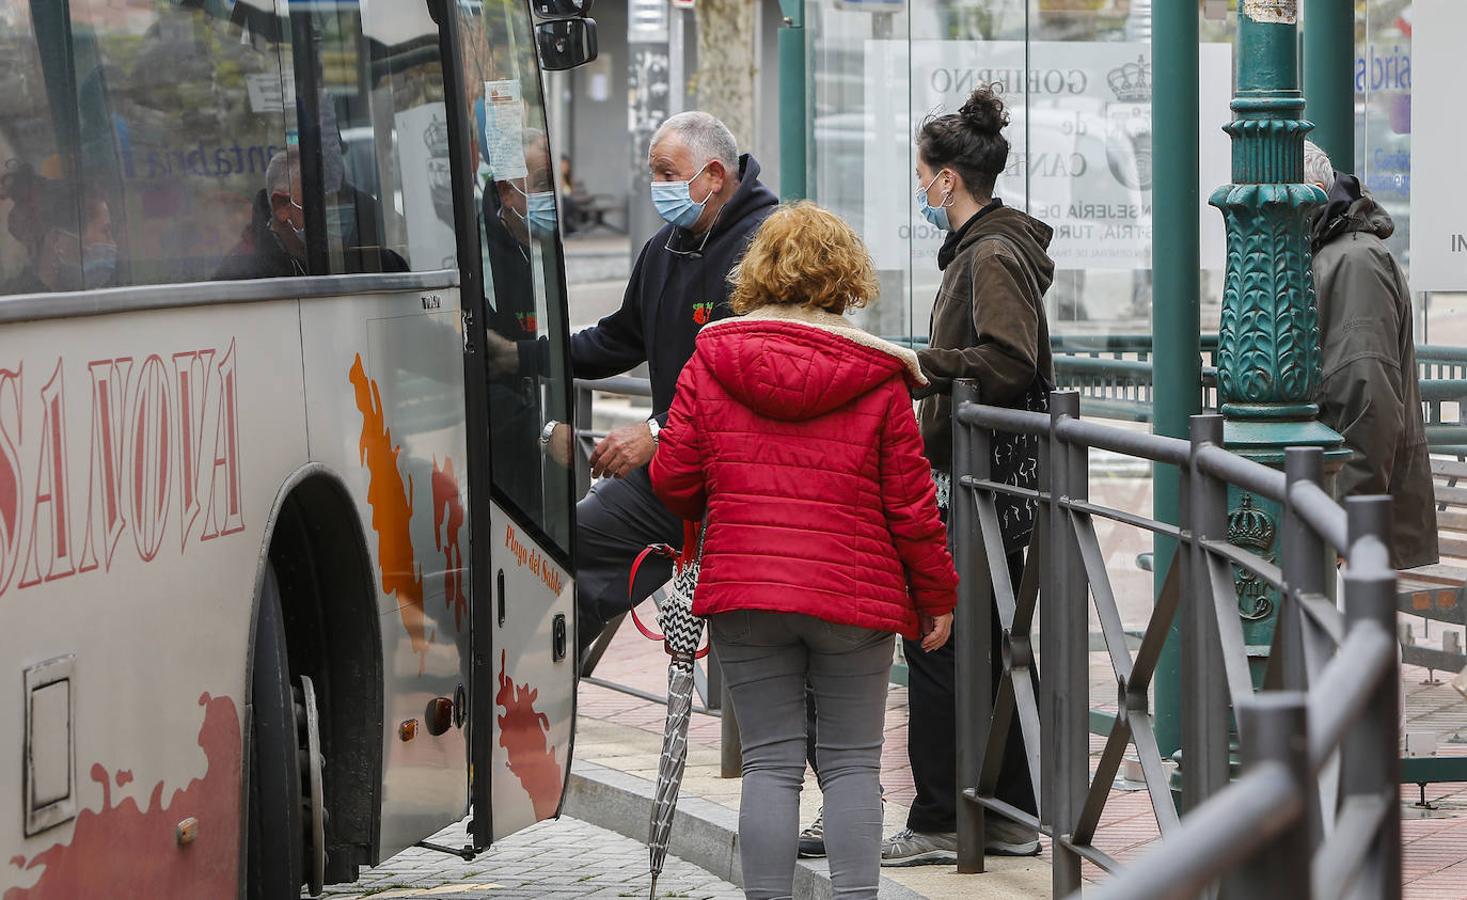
[0,0,455,296]
[807,0,1233,340]
[460,2,573,555]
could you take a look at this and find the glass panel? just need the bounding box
[62,0,296,287]
[0,1,80,295]
[360,1,453,271]
[807,1,913,340]
[808,0,1234,346]
[287,1,418,275]
[458,0,573,556]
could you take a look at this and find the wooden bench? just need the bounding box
[565,191,624,234]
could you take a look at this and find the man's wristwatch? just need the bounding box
[540,420,558,447]
[647,417,661,446]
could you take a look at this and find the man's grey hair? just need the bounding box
[265,146,299,196]
[652,111,739,173]
[1303,140,1337,192]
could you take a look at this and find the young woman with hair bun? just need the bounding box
[879,84,1056,867]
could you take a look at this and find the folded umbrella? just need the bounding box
[628,521,707,899]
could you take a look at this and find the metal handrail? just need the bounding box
[890,332,1467,438]
[572,376,741,778]
[950,384,1401,897]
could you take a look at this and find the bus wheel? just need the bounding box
[247,563,305,899]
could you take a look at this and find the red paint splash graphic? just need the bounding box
[496,650,561,820]
[431,456,467,632]
[5,693,241,899]
[114,771,132,788]
[350,354,429,672]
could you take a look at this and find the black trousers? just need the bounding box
[904,549,1037,834]
[575,467,684,654]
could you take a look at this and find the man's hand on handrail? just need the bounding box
[589,421,656,479]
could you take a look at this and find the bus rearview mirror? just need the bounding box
[536,18,598,72]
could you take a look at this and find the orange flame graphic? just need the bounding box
[350,354,429,672]
[431,456,467,632]
[496,649,561,819]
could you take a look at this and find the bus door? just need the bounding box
[435,0,593,846]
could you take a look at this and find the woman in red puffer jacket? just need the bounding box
[650,201,956,900]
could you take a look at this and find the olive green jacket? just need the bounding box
[916,203,1055,472]
[1310,176,1438,569]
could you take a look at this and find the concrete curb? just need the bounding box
[564,759,927,900]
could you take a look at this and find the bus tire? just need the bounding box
[247,562,305,899]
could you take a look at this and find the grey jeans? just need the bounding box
[711,610,893,900]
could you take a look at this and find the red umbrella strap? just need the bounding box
[676,519,702,571]
[627,544,676,642]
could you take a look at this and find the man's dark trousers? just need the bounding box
[575,466,684,654]
[903,550,1035,833]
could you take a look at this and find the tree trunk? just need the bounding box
[690,0,756,151]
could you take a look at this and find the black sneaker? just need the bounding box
[797,809,825,858]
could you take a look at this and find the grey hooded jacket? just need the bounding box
[1310,174,1438,569]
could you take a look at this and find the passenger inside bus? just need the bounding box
[0,160,115,294]
[214,145,407,282]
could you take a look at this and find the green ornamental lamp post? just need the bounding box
[1210,0,1343,665]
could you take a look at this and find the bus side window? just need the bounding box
[291,3,450,276]
[0,3,82,296]
[60,0,298,286]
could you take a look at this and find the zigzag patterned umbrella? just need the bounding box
[628,522,707,899]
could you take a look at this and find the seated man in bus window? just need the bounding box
[214,146,405,281]
[214,147,309,280]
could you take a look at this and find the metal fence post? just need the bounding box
[1044,390,1084,895]
[1281,447,1328,686]
[1341,496,1402,898]
[951,380,987,874]
[1183,415,1230,814]
[1229,694,1312,900]
[1281,447,1329,845]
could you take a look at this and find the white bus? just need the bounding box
[0,1,593,896]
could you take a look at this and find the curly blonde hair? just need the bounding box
[728,201,879,315]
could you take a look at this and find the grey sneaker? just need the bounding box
[880,829,958,867]
[797,808,825,858]
[984,817,1041,857]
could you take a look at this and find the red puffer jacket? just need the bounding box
[649,307,957,639]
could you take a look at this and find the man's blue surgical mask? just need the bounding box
[916,170,953,231]
[526,189,558,234]
[651,161,714,229]
[507,184,559,237]
[83,242,116,286]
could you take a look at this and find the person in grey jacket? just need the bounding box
[1304,141,1438,569]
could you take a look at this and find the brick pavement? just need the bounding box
[575,471,1467,899]
[314,816,741,900]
